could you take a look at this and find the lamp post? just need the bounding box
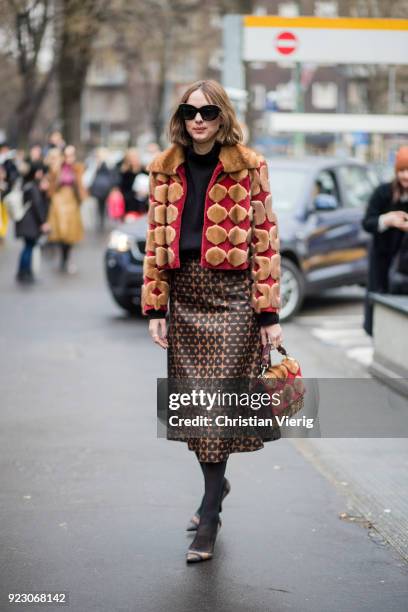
[293,62,305,156]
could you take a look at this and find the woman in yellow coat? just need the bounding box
[47,145,87,273]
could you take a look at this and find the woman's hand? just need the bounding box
[260,323,283,349]
[381,210,408,230]
[149,318,168,349]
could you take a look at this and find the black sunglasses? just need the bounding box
[178,103,221,121]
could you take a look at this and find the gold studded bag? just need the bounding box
[256,343,305,419]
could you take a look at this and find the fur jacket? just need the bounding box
[141,142,281,317]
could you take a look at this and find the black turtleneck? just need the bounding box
[179,140,222,253]
[147,140,279,326]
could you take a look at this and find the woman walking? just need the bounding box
[362,146,408,335]
[47,145,87,273]
[118,148,149,216]
[89,147,115,231]
[15,162,50,283]
[142,80,282,563]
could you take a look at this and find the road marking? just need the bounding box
[346,347,374,367]
[296,315,373,367]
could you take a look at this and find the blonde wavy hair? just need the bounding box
[168,79,243,146]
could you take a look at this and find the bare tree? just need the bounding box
[0,0,281,149]
[220,0,252,13]
[0,0,55,147]
[57,0,203,146]
[57,0,111,147]
[106,0,206,144]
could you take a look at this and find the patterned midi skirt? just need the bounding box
[166,252,281,463]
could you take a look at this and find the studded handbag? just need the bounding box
[256,343,305,419]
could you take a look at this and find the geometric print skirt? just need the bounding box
[166,251,281,463]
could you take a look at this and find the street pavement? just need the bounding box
[0,231,407,612]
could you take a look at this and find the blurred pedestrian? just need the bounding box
[362,146,408,335]
[44,147,62,176]
[0,165,9,242]
[43,130,66,157]
[15,162,50,283]
[47,145,87,274]
[29,144,43,164]
[119,148,148,215]
[141,142,161,168]
[17,144,44,184]
[0,141,19,195]
[89,147,115,231]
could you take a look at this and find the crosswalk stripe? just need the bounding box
[346,347,374,366]
[297,314,373,366]
[297,315,363,327]
[312,328,368,338]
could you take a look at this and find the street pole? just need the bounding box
[161,29,173,148]
[294,62,305,156]
[222,15,245,94]
[222,14,247,125]
[388,65,396,114]
[159,0,174,148]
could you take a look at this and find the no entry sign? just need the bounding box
[243,15,408,65]
[275,31,298,55]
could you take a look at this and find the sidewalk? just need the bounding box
[293,437,408,563]
[284,317,408,565]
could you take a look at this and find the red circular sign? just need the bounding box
[275,31,298,55]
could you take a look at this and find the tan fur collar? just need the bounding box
[147,143,260,175]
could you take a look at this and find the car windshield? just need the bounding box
[267,167,308,212]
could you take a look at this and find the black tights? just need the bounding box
[196,453,227,517]
[189,454,227,552]
[60,243,72,270]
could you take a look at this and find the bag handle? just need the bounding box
[261,342,288,368]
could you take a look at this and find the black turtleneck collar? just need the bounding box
[185,140,221,166]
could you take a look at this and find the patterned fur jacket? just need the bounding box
[141,142,281,318]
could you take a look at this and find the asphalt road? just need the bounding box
[1,233,407,612]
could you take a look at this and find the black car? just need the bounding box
[105,157,379,321]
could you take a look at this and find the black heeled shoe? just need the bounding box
[186,478,231,532]
[186,518,221,563]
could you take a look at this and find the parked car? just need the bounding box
[368,162,394,183]
[105,157,379,320]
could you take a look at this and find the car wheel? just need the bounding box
[112,294,141,316]
[279,258,305,321]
